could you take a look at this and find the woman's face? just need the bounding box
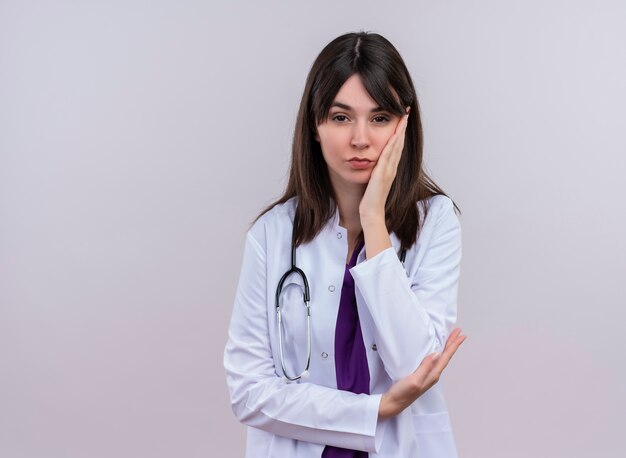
[315,73,402,191]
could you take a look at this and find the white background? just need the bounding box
[1,1,625,457]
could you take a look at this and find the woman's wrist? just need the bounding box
[378,394,392,420]
[358,204,384,223]
[378,393,403,420]
[361,215,391,259]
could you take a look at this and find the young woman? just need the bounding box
[224,32,466,457]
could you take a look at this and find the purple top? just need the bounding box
[322,242,369,458]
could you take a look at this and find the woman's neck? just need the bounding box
[334,182,365,227]
[334,182,366,236]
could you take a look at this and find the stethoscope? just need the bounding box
[275,224,407,381]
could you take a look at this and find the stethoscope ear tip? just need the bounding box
[300,370,310,380]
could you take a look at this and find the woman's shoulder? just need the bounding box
[248,197,297,243]
[254,197,297,225]
[417,194,459,232]
[420,193,453,208]
[418,193,455,217]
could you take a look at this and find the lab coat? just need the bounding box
[223,194,462,457]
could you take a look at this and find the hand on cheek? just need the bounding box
[358,107,410,260]
[359,107,411,221]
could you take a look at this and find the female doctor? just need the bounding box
[224,32,467,457]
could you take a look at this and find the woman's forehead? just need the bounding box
[331,74,397,111]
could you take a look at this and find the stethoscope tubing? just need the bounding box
[275,219,406,381]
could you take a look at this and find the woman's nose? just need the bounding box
[350,121,370,149]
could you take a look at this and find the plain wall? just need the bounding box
[1,1,625,457]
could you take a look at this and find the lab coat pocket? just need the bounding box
[412,412,458,458]
[276,275,310,378]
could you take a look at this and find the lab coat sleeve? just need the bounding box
[349,196,462,381]
[224,230,386,452]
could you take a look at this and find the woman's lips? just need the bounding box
[348,158,373,170]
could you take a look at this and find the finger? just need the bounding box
[444,333,466,359]
[394,112,410,135]
[375,113,410,174]
[444,328,463,351]
[417,331,466,388]
[389,120,409,155]
[390,119,407,148]
[386,115,409,167]
[431,331,466,371]
[411,335,464,392]
[421,340,465,391]
[415,350,446,391]
[435,334,466,372]
[386,111,410,145]
[411,350,441,379]
[377,132,402,168]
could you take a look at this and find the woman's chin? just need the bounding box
[328,169,372,190]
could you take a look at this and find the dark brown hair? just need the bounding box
[257,31,459,251]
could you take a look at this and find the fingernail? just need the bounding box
[431,352,441,361]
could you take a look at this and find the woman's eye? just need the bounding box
[332,114,349,122]
[373,115,390,123]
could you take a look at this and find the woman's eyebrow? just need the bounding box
[331,101,385,112]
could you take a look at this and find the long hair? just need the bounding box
[257,31,459,251]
